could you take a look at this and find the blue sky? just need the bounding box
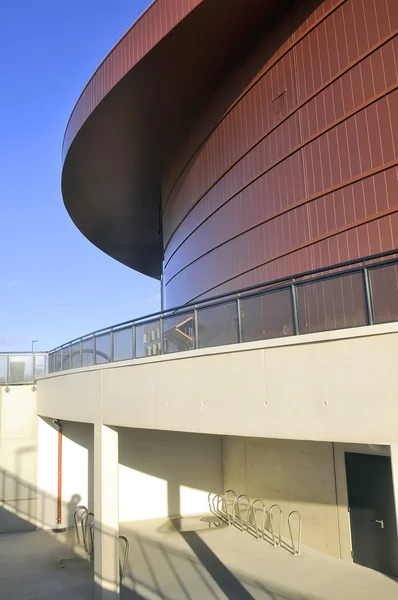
[0,0,158,351]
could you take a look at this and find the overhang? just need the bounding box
[61,0,295,279]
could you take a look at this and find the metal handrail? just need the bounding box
[223,490,238,527]
[119,535,130,581]
[269,504,283,547]
[288,510,302,556]
[73,505,88,546]
[236,494,251,533]
[48,249,398,358]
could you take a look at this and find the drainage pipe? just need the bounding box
[52,419,66,533]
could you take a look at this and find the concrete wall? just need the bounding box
[222,436,340,557]
[118,428,222,521]
[37,418,94,530]
[38,323,398,445]
[0,385,38,533]
[222,436,398,569]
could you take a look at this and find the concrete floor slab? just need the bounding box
[120,515,398,600]
[0,530,93,600]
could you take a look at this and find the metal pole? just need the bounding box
[237,297,243,343]
[363,267,374,325]
[194,306,199,349]
[291,283,300,335]
[110,329,114,363]
[132,325,136,359]
[31,340,37,385]
[159,317,164,355]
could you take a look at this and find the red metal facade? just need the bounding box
[63,0,204,159]
[162,0,398,306]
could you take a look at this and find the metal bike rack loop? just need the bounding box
[288,510,302,556]
[73,505,88,546]
[269,504,283,547]
[223,490,238,527]
[89,521,95,558]
[119,535,130,582]
[236,494,251,533]
[208,492,226,520]
[82,511,94,553]
[251,499,275,545]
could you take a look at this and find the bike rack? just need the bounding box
[251,499,275,545]
[81,511,94,553]
[288,510,302,556]
[119,535,130,582]
[223,490,238,527]
[236,494,251,533]
[208,492,226,521]
[89,521,95,558]
[269,504,283,547]
[73,505,88,546]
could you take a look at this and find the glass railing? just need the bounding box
[0,353,47,386]
[48,250,398,374]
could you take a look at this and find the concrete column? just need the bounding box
[94,423,119,599]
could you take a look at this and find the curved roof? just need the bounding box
[62,0,286,279]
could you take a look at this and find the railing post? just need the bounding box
[159,317,164,355]
[363,267,374,325]
[194,306,199,349]
[132,325,136,359]
[237,296,243,343]
[93,336,97,366]
[291,282,300,335]
[110,329,114,363]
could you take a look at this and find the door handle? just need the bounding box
[371,519,384,529]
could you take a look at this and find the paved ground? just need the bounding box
[121,515,398,600]
[1,517,398,600]
[0,529,93,600]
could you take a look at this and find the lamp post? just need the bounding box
[31,340,38,389]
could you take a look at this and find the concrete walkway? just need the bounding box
[121,515,398,600]
[1,519,398,600]
[0,529,93,600]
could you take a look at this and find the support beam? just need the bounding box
[94,423,119,599]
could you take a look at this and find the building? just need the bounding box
[2,1,398,598]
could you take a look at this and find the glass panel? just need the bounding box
[163,312,195,354]
[71,342,81,369]
[8,355,33,384]
[197,302,238,349]
[370,263,398,324]
[297,272,367,334]
[0,355,7,384]
[135,320,161,358]
[54,350,62,372]
[241,288,294,342]
[34,355,46,379]
[82,338,94,367]
[114,327,133,362]
[61,346,71,370]
[95,333,111,364]
[48,353,54,374]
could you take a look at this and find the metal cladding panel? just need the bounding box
[163,0,398,306]
[63,0,203,159]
